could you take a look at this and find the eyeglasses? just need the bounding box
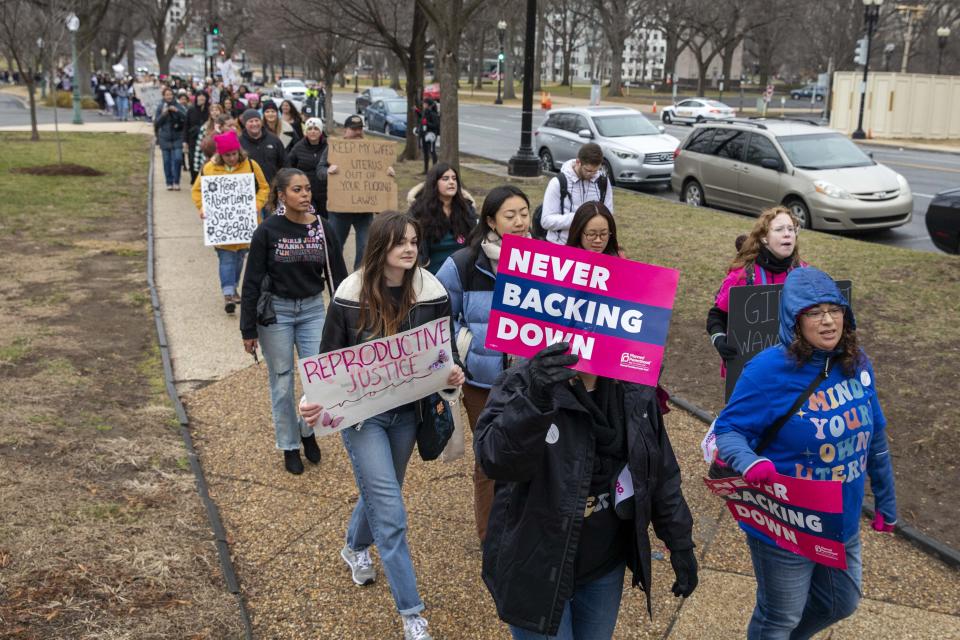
[801,306,844,322]
[583,231,610,241]
[771,225,798,235]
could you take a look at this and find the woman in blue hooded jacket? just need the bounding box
[714,267,897,640]
[435,184,531,541]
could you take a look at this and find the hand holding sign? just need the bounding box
[528,342,578,411]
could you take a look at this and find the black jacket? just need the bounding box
[475,368,694,635]
[185,104,207,148]
[240,130,287,185]
[288,136,328,214]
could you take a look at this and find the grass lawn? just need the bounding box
[0,133,242,638]
[388,146,960,548]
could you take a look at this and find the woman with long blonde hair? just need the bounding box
[706,206,807,374]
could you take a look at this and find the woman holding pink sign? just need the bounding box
[301,211,464,640]
[475,339,698,639]
[713,266,897,640]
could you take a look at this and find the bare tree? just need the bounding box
[544,0,589,86]
[744,0,797,88]
[590,0,649,96]
[135,0,197,76]
[0,0,66,141]
[416,0,489,170]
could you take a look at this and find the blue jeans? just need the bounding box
[329,212,373,270]
[341,407,423,615]
[161,146,184,187]
[747,533,862,640]
[257,293,326,450]
[115,95,129,120]
[215,248,247,296]
[509,563,626,640]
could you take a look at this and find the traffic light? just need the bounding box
[854,37,868,66]
[211,24,219,36]
[498,52,505,62]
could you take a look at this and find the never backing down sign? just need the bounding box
[485,235,679,386]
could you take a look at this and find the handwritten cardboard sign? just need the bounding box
[704,473,847,569]
[326,138,398,213]
[724,281,852,401]
[484,235,679,386]
[297,318,452,436]
[201,173,258,246]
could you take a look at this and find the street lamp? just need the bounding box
[66,13,83,125]
[852,0,883,140]
[281,44,287,79]
[937,27,951,75]
[495,20,507,105]
[882,43,896,71]
[507,0,540,177]
[100,48,107,73]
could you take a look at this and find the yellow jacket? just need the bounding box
[192,157,271,251]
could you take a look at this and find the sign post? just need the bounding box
[200,173,258,246]
[326,138,398,213]
[298,318,453,435]
[485,235,679,386]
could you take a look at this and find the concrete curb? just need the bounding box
[667,393,960,570]
[145,147,254,639]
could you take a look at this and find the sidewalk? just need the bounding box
[6,122,956,638]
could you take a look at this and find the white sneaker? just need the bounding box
[403,614,433,640]
[340,544,375,586]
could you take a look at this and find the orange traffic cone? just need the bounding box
[652,101,657,114]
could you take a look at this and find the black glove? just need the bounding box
[670,548,698,598]
[527,342,579,412]
[711,333,739,362]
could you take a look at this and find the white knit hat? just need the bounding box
[304,117,324,131]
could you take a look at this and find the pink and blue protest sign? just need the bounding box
[484,234,679,386]
[704,473,847,569]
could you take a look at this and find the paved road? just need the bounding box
[332,94,953,253]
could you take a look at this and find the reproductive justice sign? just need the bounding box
[704,474,847,569]
[297,318,453,436]
[485,235,679,386]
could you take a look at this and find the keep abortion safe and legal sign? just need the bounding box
[485,235,679,386]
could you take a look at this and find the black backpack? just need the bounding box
[532,172,608,240]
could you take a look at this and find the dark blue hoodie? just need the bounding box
[714,267,897,545]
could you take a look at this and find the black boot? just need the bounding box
[302,434,321,464]
[283,449,304,475]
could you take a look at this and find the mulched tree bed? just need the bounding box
[11,164,104,176]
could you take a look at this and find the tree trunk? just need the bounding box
[720,37,740,87]
[503,20,517,100]
[25,76,39,141]
[561,42,572,85]
[606,37,624,97]
[533,0,546,92]
[437,42,460,170]
[663,31,683,82]
[389,58,402,91]
[696,57,710,95]
[473,27,485,89]
[322,63,337,133]
[127,36,137,76]
[402,3,427,161]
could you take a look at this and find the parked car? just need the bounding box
[422,83,440,101]
[660,98,737,125]
[925,187,960,253]
[535,106,680,187]
[272,78,307,110]
[355,87,400,114]
[671,119,913,231]
[790,84,827,101]
[365,98,408,137]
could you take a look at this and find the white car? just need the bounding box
[661,98,736,125]
[272,79,307,110]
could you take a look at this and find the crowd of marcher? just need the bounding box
[163,71,899,639]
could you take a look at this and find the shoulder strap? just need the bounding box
[754,359,830,454]
[745,263,755,286]
[557,173,570,211]
[597,175,608,202]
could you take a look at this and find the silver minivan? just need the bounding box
[535,106,679,186]
[670,120,913,230]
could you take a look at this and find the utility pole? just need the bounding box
[896,4,926,73]
[852,0,882,140]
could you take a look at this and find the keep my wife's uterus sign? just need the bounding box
[485,235,679,386]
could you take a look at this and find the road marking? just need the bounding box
[460,122,500,131]
[884,160,960,174]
